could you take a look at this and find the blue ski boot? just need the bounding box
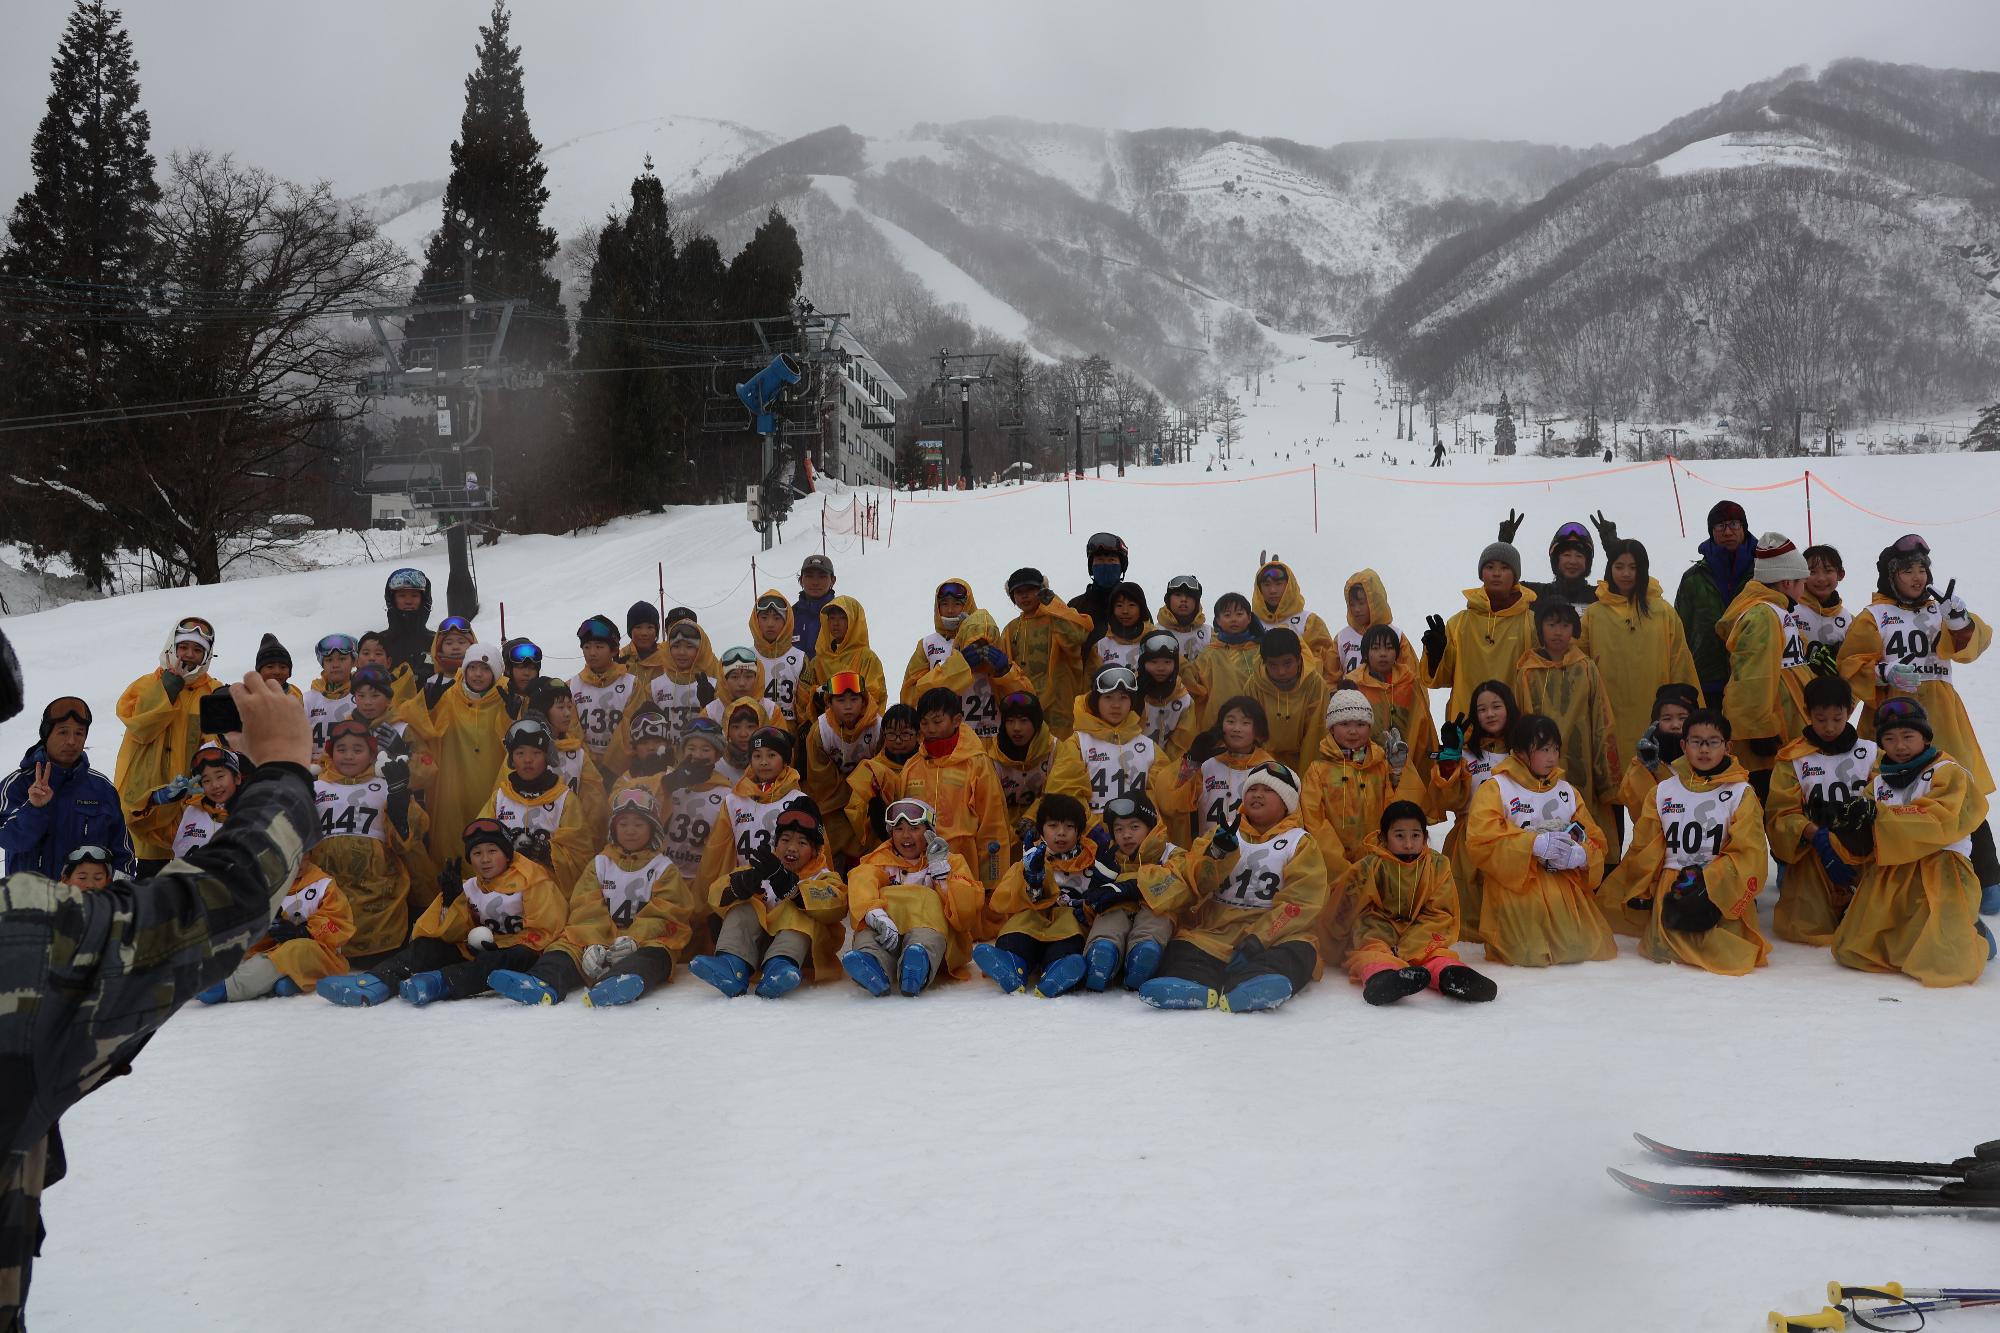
[1035,952,1087,998]
[755,956,803,999]
[399,971,448,1007]
[689,953,751,997]
[898,942,933,996]
[1122,938,1163,989]
[1137,977,1217,1010]
[971,942,1027,993]
[488,969,560,1006]
[1220,974,1294,1013]
[585,973,646,1007]
[1083,938,1122,992]
[272,977,301,997]
[843,950,891,996]
[317,972,392,1007]
[195,981,227,1005]
[1982,883,2000,916]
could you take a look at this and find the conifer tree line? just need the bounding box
[0,0,806,589]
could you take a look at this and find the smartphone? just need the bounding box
[1565,819,1586,843]
[198,687,242,736]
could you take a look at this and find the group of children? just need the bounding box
[73,510,1993,1019]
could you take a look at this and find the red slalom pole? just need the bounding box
[1312,462,1319,533]
[1667,456,1687,539]
[1066,471,1074,535]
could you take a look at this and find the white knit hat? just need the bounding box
[462,643,501,674]
[1754,532,1808,584]
[1324,688,1375,730]
[1240,761,1301,816]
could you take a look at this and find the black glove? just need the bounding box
[380,749,411,788]
[1806,643,1839,678]
[868,794,889,841]
[766,863,800,900]
[505,692,527,720]
[1206,817,1240,859]
[387,781,412,837]
[1589,509,1619,552]
[1421,615,1447,672]
[422,676,452,709]
[1497,509,1525,544]
[1014,816,1037,848]
[1437,712,1468,762]
[1833,798,1876,856]
[1634,725,1660,770]
[1083,876,1143,914]
[726,864,762,902]
[437,857,465,905]
[1188,729,1223,768]
[1661,868,1722,933]
[1749,736,1778,757]
[162,671,184,701]
[514,826,552,865]
[1803,794,1838,830]
[266,914,309,944]
[1038,587,1055,605]
[696,675,717,708]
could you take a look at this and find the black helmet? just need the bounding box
[1084,532,1129,575]
[383,567,432,618]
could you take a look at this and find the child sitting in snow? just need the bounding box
[978,793,1107,997]
[1163,696,1276,846]
[1617,684,1697,823]
[1136,761,1330,1013]
[1345,801,1496,1006]
[1829,697,1992,987]
[1463,713,1616,968]
[317,816,568,1007]
[988,691,1054,853]
[1601,708,1770,974]
[488,786,701,1007]
[688,794,848,999]
[842,796,984,997]
[197,857,353,1003]
[309,716,429,965]
[1079,794,1181,992]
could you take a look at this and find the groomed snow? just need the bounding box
[1650,131,1846,179]
[20,336,2000,1331]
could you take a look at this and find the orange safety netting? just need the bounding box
[1807,473,2000,527]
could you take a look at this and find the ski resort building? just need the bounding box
[808,319,902,488]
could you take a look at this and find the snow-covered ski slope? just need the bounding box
[22,334,2000,1331]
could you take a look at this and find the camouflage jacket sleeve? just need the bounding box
[1,762,316,1160]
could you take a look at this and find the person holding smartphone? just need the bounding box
[3,663,317,1327]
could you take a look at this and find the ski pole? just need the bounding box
[1768,1308,1845,1332]
[1832,1283,2000,1304]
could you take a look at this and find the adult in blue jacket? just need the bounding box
[0,697,135,879]
[792,554,838,661]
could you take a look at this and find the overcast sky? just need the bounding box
[4,0,1996,206]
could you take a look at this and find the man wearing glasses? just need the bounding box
[1674,502,1754,709]
[0,698,133,881]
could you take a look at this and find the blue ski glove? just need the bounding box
[1022,842,1046,889]
[1811,828,1857,889]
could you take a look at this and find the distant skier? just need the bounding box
[1431,440,1446,467]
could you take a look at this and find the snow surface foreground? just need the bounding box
[21,338,2000,1330]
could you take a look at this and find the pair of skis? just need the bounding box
[1609,1133,2000,1209]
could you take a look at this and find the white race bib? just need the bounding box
[1791,741,1877,811]
[461,879,524,934]
[1143,693,1195,751]
[816,714,882,777]
[572,673,640,756]
[664,785,726,879]
[172,804,224,859]
[1333,622,1403,677]
[648,674,710,745]
[493,784,569,836]
[1489,770,1580,832]
[1195,757,1253,837]
[314,777,389,843]
[280,875,334,924]
[1872,602,1953,687]
[1873,760,1973,856]
[1080,732,1156,814]
[1653,772,1748,870]
[305,689,356,753]
[1214,828,1304,910]
[759,648,806,720]
[725,790,802,865]
[594,851,674,928]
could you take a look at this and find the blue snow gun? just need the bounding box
[736,353,805,435]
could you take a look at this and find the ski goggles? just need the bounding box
[315,634,358,662]
[1093,666,1139,694]
[437,616,473,637]
[505,716,553,745]
[1889,533,1930,556]
[63,844,113,872]
[1001,692,1036,710]
[827,670,864,697]
[172,616,215,648]
[1085,532,1124,557]
[192,744,244,774]
[680,718,724,747]
[720,646,757,668]
[385,568,429,592]
[505,640,543,668]
[754,594,789,613]
[883,798,935,829]
[609,787,661,820]
[774,802,823,839]
[42,697,91,730]
[1103,795,1157,826]
[325,718,378,751]
[577,615,619,645]
[1258,564,1288,584]
[666,623,703,645]
[1166,574,1203,598]
[1249,760,1298,787]
[1551,521,1591,548]
[936,582,968,601]
[1876,697,1928,729]
[628,711,672,741]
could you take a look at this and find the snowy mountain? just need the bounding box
[1373,60,2000,427]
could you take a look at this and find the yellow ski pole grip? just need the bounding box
[1829,1282,1904,1303]
[1768,1308,1846,1333]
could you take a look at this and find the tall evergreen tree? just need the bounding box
[574,160,682,511]
[0,0,159,586]
[724,208,804,336]
[1494,390,1517,456]
[406,1,566,367]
